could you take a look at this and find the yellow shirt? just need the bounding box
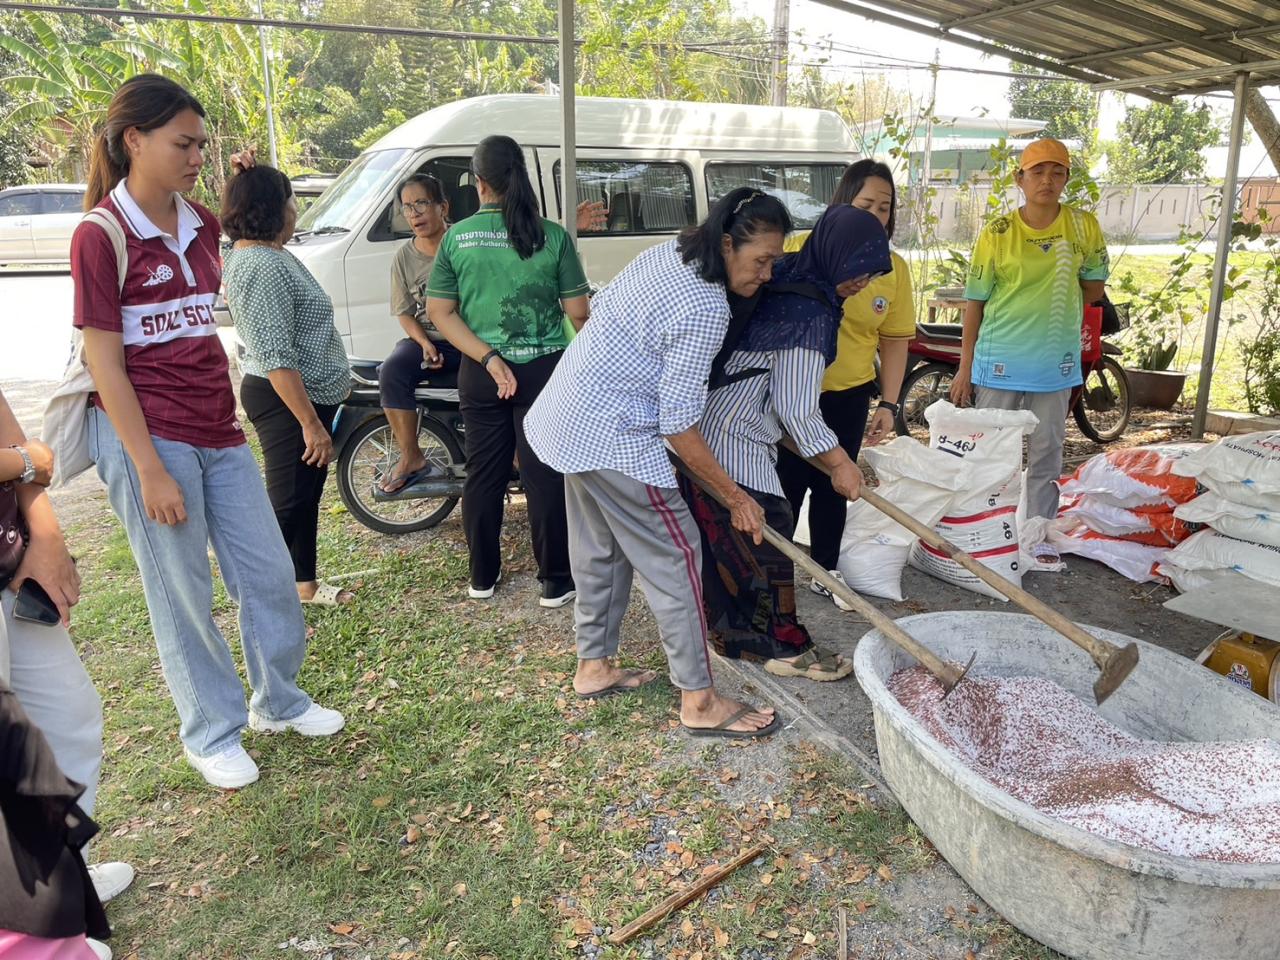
[783,234,916,391]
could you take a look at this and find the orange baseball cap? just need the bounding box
[1018,138,1070,171]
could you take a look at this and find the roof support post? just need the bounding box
[1192,70,1250,438]
[558,0,577,243]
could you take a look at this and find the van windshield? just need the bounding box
[295,149,412,234]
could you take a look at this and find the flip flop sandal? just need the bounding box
[682,705,781,740]
[378,463,440,495]
[764,647,853,682]
[1032,543,1063,565]
[301,582,351,607]
[575,670,659,700]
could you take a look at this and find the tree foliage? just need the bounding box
[1006,61,1098,145]
[1106,98,1221,184]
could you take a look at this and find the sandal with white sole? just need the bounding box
[301,582,353,606]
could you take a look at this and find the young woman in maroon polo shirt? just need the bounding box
[73,75,344,791]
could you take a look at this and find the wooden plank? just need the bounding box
[1164,575,1280,639]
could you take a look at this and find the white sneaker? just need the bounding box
[184,743,260,789]
[87,939,111,960]
[249,702,345,737]
[810,571,856,612]
[468,567,502,600]
[89,861,134,903]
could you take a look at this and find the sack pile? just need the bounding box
[1159,431,1280,592]
[1048,445,1203,582]
[834,436,972,601]
[907,400,1038,600]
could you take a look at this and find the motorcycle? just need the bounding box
[332,360,521,535]
[891,302,1132,444]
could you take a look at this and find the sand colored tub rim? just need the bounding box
[854,611,1280,890]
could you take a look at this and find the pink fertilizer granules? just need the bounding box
[887,666,1280,864]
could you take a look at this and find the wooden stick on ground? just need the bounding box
[608,842,768,946]
[837,905,849,960]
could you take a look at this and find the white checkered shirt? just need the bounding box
[525,239,731,488]
[700,347,838,497]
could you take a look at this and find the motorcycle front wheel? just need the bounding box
[337,414,463,534]
[895,362,954,443]
[1073,357,1131,443]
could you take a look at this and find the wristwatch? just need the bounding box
[10,445,35,484]
[877,399,901,416]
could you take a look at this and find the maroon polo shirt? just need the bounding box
[71,182,243,448]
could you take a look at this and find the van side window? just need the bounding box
[0,193,38,217]
[42,192,85,214]
[553,160,695,235]
[705,162,848,229]
[368,156,480,242]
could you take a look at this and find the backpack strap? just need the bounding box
[81,208,128,293]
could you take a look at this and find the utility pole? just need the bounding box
[770,0,789,107]
[256,0,279,167]
[918,46,940,189]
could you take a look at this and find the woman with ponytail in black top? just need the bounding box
[427,135,590,607]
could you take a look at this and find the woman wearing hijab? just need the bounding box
[681,205,891,682]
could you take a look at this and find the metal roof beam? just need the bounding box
[1093,57,1280,89]
[1065,0,1256,67]
[1063,21,1280,67]
[806,0,1175,100]
[940,0,1067,29]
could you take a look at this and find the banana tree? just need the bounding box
[0,11,136,175]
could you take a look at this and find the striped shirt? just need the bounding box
[524,240,730,488]
[700,347,838,497]
[72,181,240,448]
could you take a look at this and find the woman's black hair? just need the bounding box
[677,187,793,284]
[220,165,293,242]
[831,159,897,240]
[399,173,446,205]
[471,135,543,259]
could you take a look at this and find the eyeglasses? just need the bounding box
[400,200,442,216]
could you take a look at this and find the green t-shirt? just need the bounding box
[426,204,589,362]
[963,205,1109,392]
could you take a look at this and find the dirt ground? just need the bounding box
[4,376,1231,959]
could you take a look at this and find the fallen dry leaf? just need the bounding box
[327,922,358,936]
[452,882,468,898]
[714,927,729,948]
[534,808,553,822]
[877,864,895,884]
[572,918,593,936]
[802,931,817,946]
[371,796,391,809]
[680,918,695,937]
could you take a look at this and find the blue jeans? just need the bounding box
[89,407,312,757]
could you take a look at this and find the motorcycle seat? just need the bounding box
[915,322,964,340]
[348,360,459,391]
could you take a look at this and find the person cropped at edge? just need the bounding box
[525,187,790,739]
[222,159,354,608]
[0,391,130,960]
[380,176,607,495]
[686,204,891,683]
[71,74,344,793]
[775,160,915,610]
[427,135,590,609]
[949,137,1108,565]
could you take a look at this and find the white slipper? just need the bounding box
[301,582,350,606]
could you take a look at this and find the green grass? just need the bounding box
[69,486,1057,959]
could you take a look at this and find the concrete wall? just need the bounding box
[901,183,1221,245]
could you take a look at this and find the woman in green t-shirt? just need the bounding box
[428,135,591,608]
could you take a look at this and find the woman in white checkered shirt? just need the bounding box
[525,188,791,739]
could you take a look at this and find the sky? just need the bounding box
[734,0,1280,177]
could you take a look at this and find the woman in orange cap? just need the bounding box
[950,137,1109,565]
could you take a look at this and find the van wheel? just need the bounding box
[337,414,462,534]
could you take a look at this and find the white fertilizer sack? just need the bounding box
[1171,431,1280,509]
[908,401,1038,600]
[1162,528,1280,589]
[1175,492,1280,549]
[835,437,973,601]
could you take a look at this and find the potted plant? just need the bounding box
[1115,268,1194,410]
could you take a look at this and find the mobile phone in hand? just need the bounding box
[13,578,60,626]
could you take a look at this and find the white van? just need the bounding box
[286,94,857,360]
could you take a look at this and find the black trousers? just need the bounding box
[457,351,570,590]
[240,374,339,583]
[776,380,875,571]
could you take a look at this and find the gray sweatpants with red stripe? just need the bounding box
[564,469,714,691]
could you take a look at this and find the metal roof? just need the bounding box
[811,0,1280,99]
